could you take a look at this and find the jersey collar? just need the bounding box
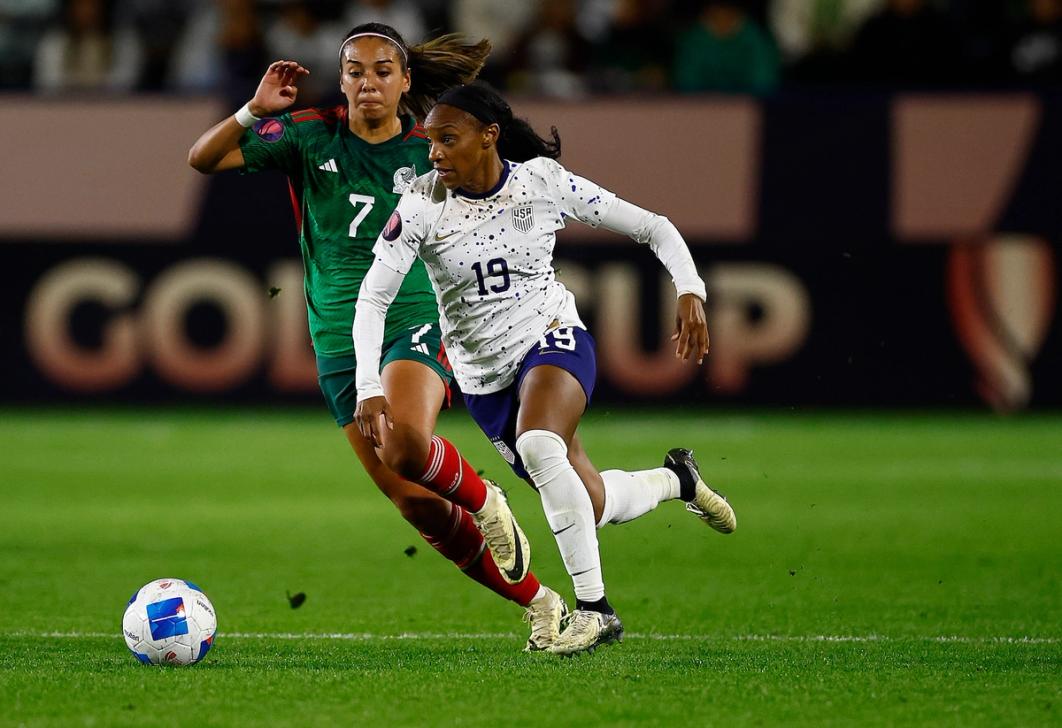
[456,160,511,200]
[343,114,417,148]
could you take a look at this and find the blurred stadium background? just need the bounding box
[1,0,1061,409]
[2,0,1061,725]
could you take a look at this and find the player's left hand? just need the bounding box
[354,395,394,448]
[672,293,710,365]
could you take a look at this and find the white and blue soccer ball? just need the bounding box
[123,578,217,666]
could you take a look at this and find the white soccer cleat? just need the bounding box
[522,586,569,652]
[471,480,531,584]
[547,609,624,656]
[664,448,737,534]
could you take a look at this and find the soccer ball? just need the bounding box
[123,578,217,666]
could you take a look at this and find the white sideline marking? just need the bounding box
[6,631,1059,645]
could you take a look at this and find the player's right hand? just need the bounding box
[672,292,710,365]
[355,395,394,449]
[249,60,310,117]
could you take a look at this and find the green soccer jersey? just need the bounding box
[239,106,438,357]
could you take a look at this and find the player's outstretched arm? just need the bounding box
[594,196,709,363]
[187,60,309,174]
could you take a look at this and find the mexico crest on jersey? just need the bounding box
[513,204,535,233]
[392,165,416,193]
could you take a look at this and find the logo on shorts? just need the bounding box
[253,118,284,143]
[512,204,535,234]
[392,165,416,193]
[491,438,517,465]
[382,211,402,241]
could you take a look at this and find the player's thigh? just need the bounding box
[515,364,587,444]
[379,321,451,444]
[381,359,446,438]
[513,325,597,447]
[379,360,448,477]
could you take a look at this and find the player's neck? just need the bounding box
[461,157,506,195]
[348,114,402,144]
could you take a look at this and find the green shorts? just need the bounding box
[317,322,453,427]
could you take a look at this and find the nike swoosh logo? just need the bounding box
[434,230,459,241]
[501,517,526,582]
[552,523,574,535]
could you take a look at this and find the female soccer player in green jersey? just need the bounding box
[188,24,567,651]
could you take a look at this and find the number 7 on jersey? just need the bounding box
[348,194,375,237]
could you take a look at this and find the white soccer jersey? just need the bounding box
[372,156,616,394]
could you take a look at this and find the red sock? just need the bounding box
[421,504,541,607]
[418,435,488,512]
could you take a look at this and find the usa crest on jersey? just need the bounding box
[513,204,535,233]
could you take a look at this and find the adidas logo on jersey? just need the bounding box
[318,159,338,173]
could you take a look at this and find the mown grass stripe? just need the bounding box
[6,631,1059,644]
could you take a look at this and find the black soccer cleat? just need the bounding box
[664,448,737,534]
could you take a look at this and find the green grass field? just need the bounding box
[1,408,1059,726]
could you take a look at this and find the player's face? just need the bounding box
[425,105,499,190]
[340,37,410,122]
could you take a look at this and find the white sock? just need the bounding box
[516,429,604,602]
[597,468,681,527]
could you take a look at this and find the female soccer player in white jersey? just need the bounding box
[353,84,738,656]
[188,27,570,652]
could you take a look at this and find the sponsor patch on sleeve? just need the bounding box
[253,118,284,143]
[382,210,402,241]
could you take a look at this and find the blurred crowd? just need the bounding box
[3,0,1062,103]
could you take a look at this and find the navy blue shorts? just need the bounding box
[464,326,596,479]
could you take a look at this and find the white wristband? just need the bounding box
[234,103,261,128]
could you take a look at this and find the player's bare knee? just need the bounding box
[381,429,430,481]
[392,492,448,530]
[381,447,421,481]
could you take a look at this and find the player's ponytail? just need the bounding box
[497,117,562,163]
[435,83,562,163]
[405,36,492,120]
[339,24,490,121]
